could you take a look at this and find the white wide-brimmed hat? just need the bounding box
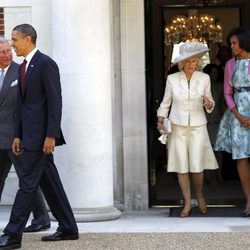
[172,42,209,65]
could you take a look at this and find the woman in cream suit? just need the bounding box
[157,42,218,217]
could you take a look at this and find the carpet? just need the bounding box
[169,206,244,217]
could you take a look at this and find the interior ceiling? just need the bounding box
[164,8,239,45]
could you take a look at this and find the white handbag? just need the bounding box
[158,118,171,144]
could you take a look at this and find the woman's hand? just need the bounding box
[247,118,250,128]
[157,118,165,134]
[231,107,250,128]
[238,115,250,128]
[202,95,213,109]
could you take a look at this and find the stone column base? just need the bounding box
[50,206,121,222]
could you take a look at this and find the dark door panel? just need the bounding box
[145,0,249,207]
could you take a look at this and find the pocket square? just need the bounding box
[11,80,18,87]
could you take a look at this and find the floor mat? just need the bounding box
[169,206,244,217]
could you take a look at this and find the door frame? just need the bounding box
[145,0,250,207]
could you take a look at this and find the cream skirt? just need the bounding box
[167,124,218,173]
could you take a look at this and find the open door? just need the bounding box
[145,0,248,207]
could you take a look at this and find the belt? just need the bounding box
[234,86,250,93]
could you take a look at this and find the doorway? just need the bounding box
[145,0,249,207]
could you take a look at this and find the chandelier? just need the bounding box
[164,9,223,45]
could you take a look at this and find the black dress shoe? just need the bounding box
[0,234,21,249]
[24,223,50,233]
[41,230,79,241]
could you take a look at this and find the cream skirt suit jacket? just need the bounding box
[157,71,219,173]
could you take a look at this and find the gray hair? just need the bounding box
[13,24,37,44]
[0,37,10,45]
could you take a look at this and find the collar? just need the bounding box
[25,47,38,66]
[180,70,197,80]
[0,64,11,75]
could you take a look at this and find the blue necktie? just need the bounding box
[0,69,5,91]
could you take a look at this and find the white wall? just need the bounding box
[1,0,149,211]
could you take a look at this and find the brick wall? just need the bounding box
[0,8,4,36]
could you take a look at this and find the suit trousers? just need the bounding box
[0,149,50,225]
[3,150,78,237]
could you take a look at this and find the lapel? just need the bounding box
[0,62,18,106]
[22,50,41,99]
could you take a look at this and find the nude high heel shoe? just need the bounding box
[196,197,207,214]
[180,206,193,218]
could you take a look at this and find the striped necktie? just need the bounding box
[0,69,4,91]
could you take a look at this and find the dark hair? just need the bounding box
[203,63,219,75]
[216,45,232,61]
[13,24,37,44]
[203,63,224,82]
[226,27,250,52]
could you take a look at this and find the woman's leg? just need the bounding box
[192,172,204,197]
[237,158,250,212]
[178,173,192,217]
[192,172,207,214]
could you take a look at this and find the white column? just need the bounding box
[120,0,148,210]
[51,0,121,221]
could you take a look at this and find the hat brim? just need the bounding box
[171,49,209,65]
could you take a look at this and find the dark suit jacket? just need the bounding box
[16,50,65,151]
[0,62,19,149]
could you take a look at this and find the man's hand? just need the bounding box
[43,137,56,155]
[12,138,22,155]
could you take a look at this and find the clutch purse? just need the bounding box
[158,118,171,145]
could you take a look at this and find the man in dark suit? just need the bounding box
[0,24,78,249]
[0,37,50,233]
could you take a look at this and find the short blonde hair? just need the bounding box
[178,57,200,71]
